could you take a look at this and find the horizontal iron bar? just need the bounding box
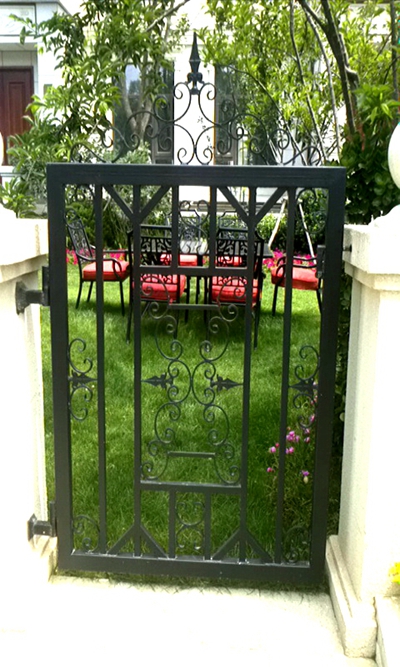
[168,450,215,459]
[61,550,318,584]
[138,266,255,276]
[153,302,220,311]
[140,480,241,494]
[47,163,346,190]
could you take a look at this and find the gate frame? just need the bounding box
[47,162,345,584]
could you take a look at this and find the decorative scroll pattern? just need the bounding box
[68,338,97,421]
[290,345,319,433]
[68,34,322,167]
[283,524,311,563]
[175,496,205,554]
[141,310,242,485]
[72,515,100,552]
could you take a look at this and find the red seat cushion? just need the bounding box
[270,266,319,291]
[179,254,198,266]
[211,277,259,305]
[140,274,186,301]
[160,253,198,267]
[83,260,129,281]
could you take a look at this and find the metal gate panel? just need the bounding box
[47,163,345,583]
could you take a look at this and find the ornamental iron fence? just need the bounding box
[46,162,345,582]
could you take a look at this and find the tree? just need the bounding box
[0,0,191,212]
[201,0,399,453]
[201,0,396,161]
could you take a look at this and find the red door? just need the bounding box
[0,68,33,165]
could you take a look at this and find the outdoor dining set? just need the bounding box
[66,212,322,347]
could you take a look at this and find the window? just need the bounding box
[114,65,174,163]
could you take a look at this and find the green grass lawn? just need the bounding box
[41,265,341,563]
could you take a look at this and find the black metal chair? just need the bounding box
[66,216,129,314]
[126,226,187,342]
[208,226,265,348]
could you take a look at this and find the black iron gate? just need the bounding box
[47,162,345,583]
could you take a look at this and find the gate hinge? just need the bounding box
[16,265,50,315]
[316,245,326,280]
[28,501,57,541]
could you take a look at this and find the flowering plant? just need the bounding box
[266,390,317,486]
[66,249,78,265]
[263,249,314,271]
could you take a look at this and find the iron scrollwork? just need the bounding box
[68,33,322,167]
[175,496,205,554]
[283,524,311,563]
[72,514,100,553]
[141,311,242,485]
[290,345,319,432]
[67,338,97,421]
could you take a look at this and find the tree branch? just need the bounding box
[290,0,327,160]
[302,5,340,155]
[295,0,326,32]
[146,0,192,33]
[390,0,399,104]
[224,64,304,156]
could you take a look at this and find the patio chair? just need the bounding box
[126,226,187,342]
[66,217,129,314]
[165,209,207,304]
[208,227,265,348]
[270,255,322,315]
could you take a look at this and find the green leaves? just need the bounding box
[341,83,400,224]
[4,0,188,217]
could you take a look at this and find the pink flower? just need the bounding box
[301,470,310,484]
[304,437,310,444]
[286,446,295,455]
[269,446,276,454]
[286,430,300,443]
[267,467,275,473]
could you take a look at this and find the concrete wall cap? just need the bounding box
[0,217,48,269]
[369,205,400,234]
[343,215,400,278]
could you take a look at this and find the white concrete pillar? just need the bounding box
[0,208,55,632]
[327,209,400,658]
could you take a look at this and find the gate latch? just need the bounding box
[316,245,326,280]
[28,502,57,540]
[16,266,50,315]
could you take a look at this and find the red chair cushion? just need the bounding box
[179,254,198,266]
[83,260,129,281]
[140,274,186,301]
[160,253,198,267]
[211,277,259,305]
[270,265,319,291]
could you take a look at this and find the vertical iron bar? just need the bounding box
[204,491,212,560]
[133,185,142,556]
[209,187,217,270]
[171,186,179,271]
[95,185,107,553]
[239,186,256,561]
[274,187,296,563]
[169,490,176,558]
[310,177,345,574]
[47,171,72,566]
